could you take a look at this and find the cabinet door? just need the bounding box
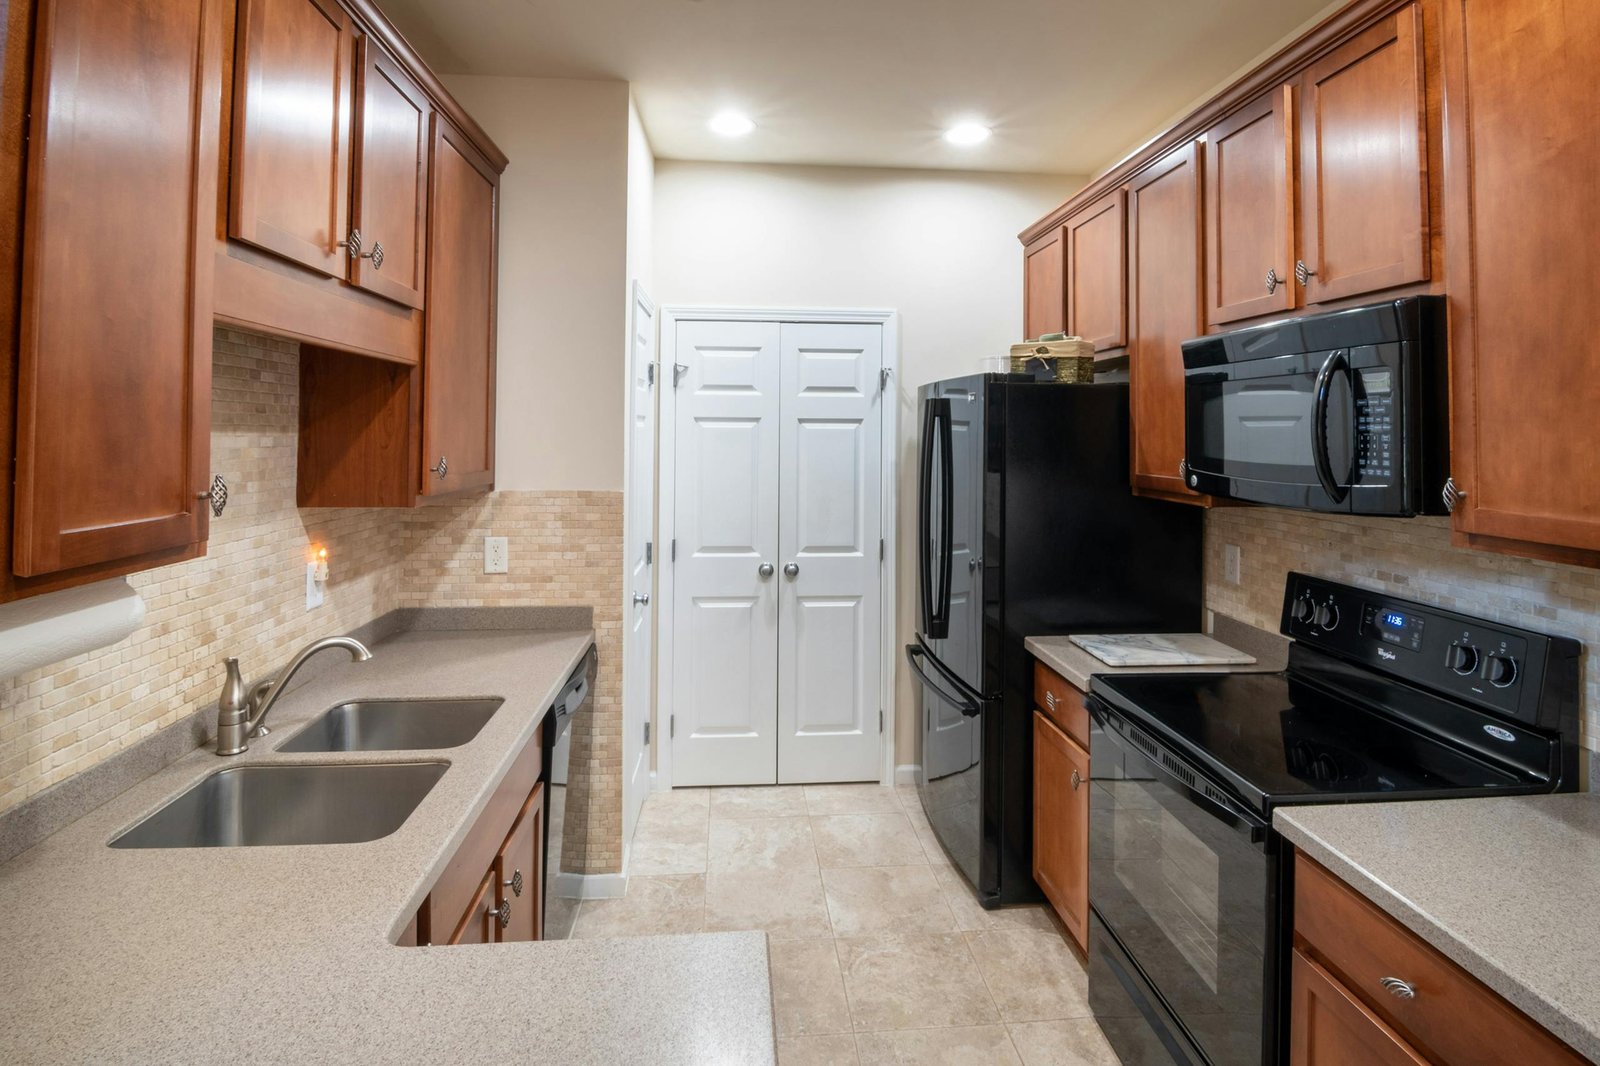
[1032,711,1089,950]
[230,0,355,277]
[420,115,497,497]
[350,39,429,309]
[1023,228,1066,340]
[13,0,221,578]
[498,784,544,943]
[1298,6,1428,304]
[1290,950,1429,1066]
[1204,85,1296,326]
[1128,141,1205,500]
[1065,190,1127,351]
[1441,0,1600,559]
[449,868,499,945]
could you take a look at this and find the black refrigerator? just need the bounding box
[906,375,1202,908]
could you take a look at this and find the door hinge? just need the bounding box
[643,721,651,744]
[671,538,677,562]
[878,709,884,734]
[645,541,653,565]
[670,714,676,739]
[879,367,892,393]
[647,362,657,387]
[673,362,689,388]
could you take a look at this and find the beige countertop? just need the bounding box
[1025,614,1289,692]
[1276,795,1600,1062]
[0,628,774,1065]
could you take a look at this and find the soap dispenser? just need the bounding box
[214,656,251,756]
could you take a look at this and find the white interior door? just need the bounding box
[777,323,884,783]
[623,285,656,845]
[670,320,782,786]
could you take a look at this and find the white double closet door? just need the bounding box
[672,319,884,786]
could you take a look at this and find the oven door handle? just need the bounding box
[1089,699,1270,846]
[1311,348,1351,505]
[906,643,981,718]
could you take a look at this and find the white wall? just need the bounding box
[442,76,631,492]
[654,160,1081,765]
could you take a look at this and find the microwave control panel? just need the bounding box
[1354,366,1396,481]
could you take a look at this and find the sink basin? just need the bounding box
[277,698,504,753]
[109,761,448,849]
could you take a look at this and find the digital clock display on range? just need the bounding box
[1380,611,1409,631]
[1367,604,1426,651]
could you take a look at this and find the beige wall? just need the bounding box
[653,160,1082,769]
[443,75,632,493]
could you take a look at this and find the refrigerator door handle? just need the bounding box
[905,643,980,718]
[934,398,955,634]
[918,398,953,639]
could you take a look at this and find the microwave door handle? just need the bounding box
[906,643,980,718]
[1311,349,1351,505]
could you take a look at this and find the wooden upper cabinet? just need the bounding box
[1204,85,1296,326]
[11,0,222,580]
[350,39,430,309]
[1298,6,1428,304]
[1128,141,1205,501]
[229,0,355,277]
[1440,0,1600,561]
[1032,710,1089,951]
[1064,190,1127,351]
[1023,227,1065,340]
[421,116,498,498]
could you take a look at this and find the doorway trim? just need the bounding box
[620,279,657,880]
[654,305,900,790]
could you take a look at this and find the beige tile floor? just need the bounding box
[556,783,1122,1066]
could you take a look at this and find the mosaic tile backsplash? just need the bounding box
[0,328,625,871]
[1206,507,1600,761]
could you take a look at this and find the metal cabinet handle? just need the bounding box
[196,475,228,517]
[1379,977,1416,1000]
[1071,769,1082,791]
[365,241,384,270]
[1295,259,1316,286]
[338,229,363,258]
[430,456,448,480]
[758,563,774,578]
[783,562,799,578]
[503,869,524,898]
[1442,477,1465,514]
[632,592,650,606]
[1266,268,1284,294]
[488,899,511,929]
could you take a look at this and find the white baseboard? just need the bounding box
[894,764,921,786]
[552,871,628,900]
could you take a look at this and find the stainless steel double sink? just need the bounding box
[110,698,504,850]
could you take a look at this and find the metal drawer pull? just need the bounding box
[1070,769,1082,791]
[1379,976,1417,999]
[503,868,524,898]
[488,899,511,929]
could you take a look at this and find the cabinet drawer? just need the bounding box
[1294,854,1584,1066]
[1033,662,1089,748]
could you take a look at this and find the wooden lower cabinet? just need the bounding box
[450,868,499,946]
[498,782,544,943]
[1032,711,1089,950]
[1292,853,1585,1065]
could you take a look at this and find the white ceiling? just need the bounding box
[379,0,1338,176]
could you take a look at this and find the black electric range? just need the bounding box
[1082,572,1581,1066]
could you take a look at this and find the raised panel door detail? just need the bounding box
[778,323,882,784]
[350,40,430,308]
[1205,85,1296,325]
[1024,228,1066,339]
[1065,189,1127,351]
[1032,711,1089,950]
[1129,140,1205,500]
[421,116,497,497]
[498,784,543,943]
[229,0,354,276]
[1290,950,1429,1066]
[1443,0,1600,556]
[13,0,221,577]
[672,320,781,786]
[1299,6,1428,304]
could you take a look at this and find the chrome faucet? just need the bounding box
[214,636,372,756]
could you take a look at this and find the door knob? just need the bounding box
[758,563,774,578]
[633,592,650,606]
[783,562,799,578]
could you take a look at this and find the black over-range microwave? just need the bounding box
[1180,296,1448,516]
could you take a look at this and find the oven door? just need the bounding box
[1185,344,1405,513]
[1087,698,1276,1066]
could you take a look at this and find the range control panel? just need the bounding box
[1279,572,1579,731]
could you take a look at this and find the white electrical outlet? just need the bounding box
[1224,544,1242,586]
[305,562,325,610]
[484,536,509,574]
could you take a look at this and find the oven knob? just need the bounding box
[1313,602,1341,631]
[1483,654,1519,688]
[1446,642,1479,676]
[1291,594,1316,624]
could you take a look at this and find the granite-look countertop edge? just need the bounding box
[1025,614,1289,692]
[1275,797,1600,1062]
[0,627,776,1065]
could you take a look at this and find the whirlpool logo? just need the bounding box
[1377,648,1397,662]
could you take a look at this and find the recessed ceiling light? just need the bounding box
[944,122,992,147]
[709,110,756,137]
